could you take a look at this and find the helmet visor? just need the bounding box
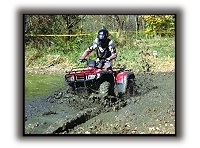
[98,34,105,40]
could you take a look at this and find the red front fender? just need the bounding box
[115,71,135,93]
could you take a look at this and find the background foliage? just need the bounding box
[25,15,175,72]
[140,15,175,36]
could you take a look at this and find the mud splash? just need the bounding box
[24,72,175,135]
[24,89,129,134]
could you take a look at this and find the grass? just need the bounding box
[25,36,174,68]
[25,36,175,99]
[25,73,66,99]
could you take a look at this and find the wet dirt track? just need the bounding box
[24,71,175,135]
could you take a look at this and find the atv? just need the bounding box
[65,59,137,98]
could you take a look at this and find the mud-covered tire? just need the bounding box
[66,84,74,94]
[125,79,137,97]
[98,81,111,98]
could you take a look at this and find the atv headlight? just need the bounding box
[67,76,74,81]
[87,75,96,80]
[96,73,101,79]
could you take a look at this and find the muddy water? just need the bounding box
[25,93,81,134]
[24,71,175,134]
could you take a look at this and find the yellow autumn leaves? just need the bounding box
[140,15,175,34]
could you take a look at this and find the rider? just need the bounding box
[79,29,117,71]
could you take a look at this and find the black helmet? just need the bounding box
[97,29,109,41]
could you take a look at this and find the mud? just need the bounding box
[24,71,175,135]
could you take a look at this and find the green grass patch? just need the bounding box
[25,73,66,100]
[139,37,175,58]
[25,35,175,68]
[113,37,175,71]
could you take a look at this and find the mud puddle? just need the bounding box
[24,89,126,134]
[24,71,175,135]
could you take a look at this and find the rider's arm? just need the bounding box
[80,39,98,59]
[80,48,92,59]
[107,40,117,61]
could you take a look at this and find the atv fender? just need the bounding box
[96,71,115,84]
[115,71,135,94]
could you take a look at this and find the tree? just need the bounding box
[61,15,83,40]
[140,15,175,36]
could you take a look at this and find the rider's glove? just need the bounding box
[106,58,110,61]
[79,59,85,63]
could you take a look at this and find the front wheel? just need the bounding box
[98,81,111,98]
